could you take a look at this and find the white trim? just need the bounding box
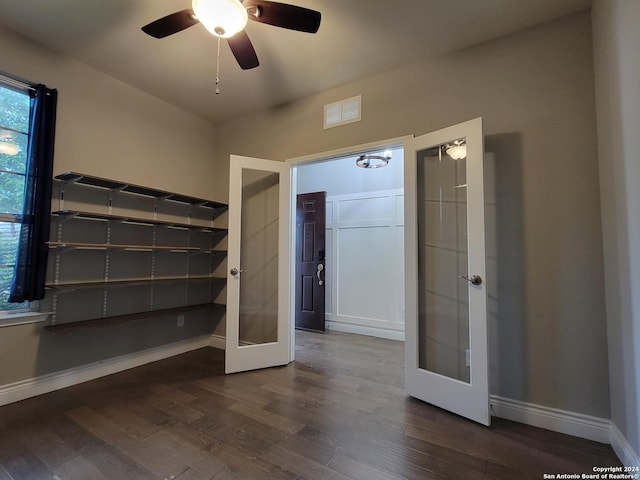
[609,422,640,468]
[0,311,49,328]
[289,166,298,362]
[490,395,611,444]
[327,321,404,341]
[209,334,226,350]
[0,335,211,407]
[287,135,413,166]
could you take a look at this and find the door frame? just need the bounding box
[286,135,413,360]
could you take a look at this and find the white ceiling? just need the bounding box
[0,0,591,124]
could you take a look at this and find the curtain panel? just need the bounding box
[9,84,57,303]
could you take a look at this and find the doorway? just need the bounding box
[290,138,408,344]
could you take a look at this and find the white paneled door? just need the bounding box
[404,118,490,425]
[225,155,292,374]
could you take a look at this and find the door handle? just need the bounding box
[460,274,482,286]
[317,263,324,286]
[230,267,245,276]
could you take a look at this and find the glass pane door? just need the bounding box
[404,118,489,426]
[226,155,291,374]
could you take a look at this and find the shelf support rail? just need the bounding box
[51,189,65,326]
[185,206,192,306]
[150,210,157,312]
[103,189,113,318]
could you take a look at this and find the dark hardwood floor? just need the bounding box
[0,330,621,479]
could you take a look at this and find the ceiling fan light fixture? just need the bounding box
[192,0,248,38]
[445,141,467,160]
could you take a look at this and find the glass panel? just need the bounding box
[238,168,280,346]
[0,170,26,214]
[417,138,470,383]
[0,221,27,311]
[0,86,30,133]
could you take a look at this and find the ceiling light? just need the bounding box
[445,140,466,160]
[0,140,19,156]
[356,151,392,169]
[192,0,248,38]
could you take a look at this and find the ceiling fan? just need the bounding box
[141,0,322,70]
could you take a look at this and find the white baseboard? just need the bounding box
[609,422,640,468]
[0,335,211,407]
[490,395,611,444]
[209,334,226,350]
[326,321,405,341]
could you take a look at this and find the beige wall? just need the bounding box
[592,0,640,460]
[0,28,219,201]
[215,12,610,418]
[0,27,220,385]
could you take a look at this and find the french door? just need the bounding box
[225,155,292,374]
[404,118,490,425]
[225,124,489,425]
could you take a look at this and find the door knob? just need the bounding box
[460,274,482,286]
[230,267,245,276]
[316,263,324,286]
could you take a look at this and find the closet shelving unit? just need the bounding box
[44,171,228,334]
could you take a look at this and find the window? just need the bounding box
[0,78,31,312]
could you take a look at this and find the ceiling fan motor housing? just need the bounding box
[192,0,248,38]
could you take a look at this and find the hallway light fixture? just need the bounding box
[445,139,467,160]
[192,0,248,38]
[356,150,392,169]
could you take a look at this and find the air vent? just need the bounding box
[324,95,361,129]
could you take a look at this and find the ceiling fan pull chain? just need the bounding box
[215,35,221,94]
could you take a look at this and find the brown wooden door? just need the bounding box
[295,191,326,332]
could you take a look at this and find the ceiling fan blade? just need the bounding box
[244,0,321,34]
[227,30,260,70]
[142,9,199,38]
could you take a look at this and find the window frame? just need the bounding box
[0,74,35,316]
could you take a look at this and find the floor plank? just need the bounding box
[0,330,622,480]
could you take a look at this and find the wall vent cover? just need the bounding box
[324,95,361,129]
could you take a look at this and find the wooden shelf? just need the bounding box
[48,172,229,332]
[46,276,226,291]
[196,248,227,255]
[44,303,226,335]
[55,172,228,212]
[52,210,227,235]
[48,241,227,254]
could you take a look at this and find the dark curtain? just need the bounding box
[9,84,57,303]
